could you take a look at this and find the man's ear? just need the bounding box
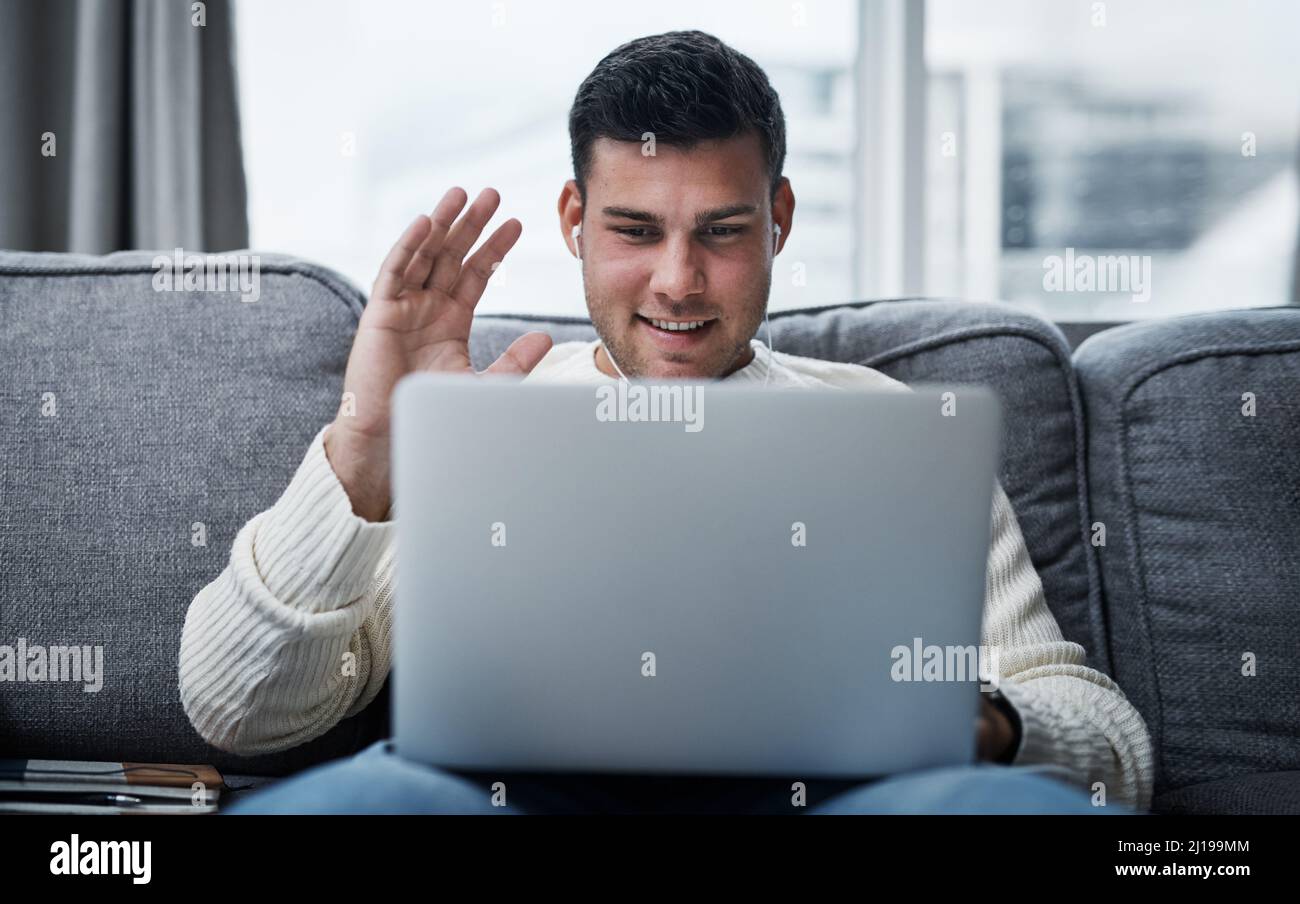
[557,179,584,258]
[772,177,795,254]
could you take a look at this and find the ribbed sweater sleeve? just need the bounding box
[178,426,395,755]
[982,481,1155,812]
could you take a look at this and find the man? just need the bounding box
[180,30,1153,814]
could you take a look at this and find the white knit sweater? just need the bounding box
[179,338,1154,810]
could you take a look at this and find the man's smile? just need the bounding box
[635,313,718,348]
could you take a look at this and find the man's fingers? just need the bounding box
[373,214,433,300]
[450,218,523,309]
[401,187,469,290]
[427,187,502,292]
[482,331,554,376]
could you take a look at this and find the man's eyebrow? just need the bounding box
[601,206,663,226]
[693,204,758,226]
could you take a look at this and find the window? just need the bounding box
[235,0,858,316]
[926,0,1300,320]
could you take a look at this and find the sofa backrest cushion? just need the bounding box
[1074,308,1300,793]
[0,250,385,776]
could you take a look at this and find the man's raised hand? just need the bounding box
[325,187,553,521]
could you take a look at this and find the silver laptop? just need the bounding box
[391,373,1001,778]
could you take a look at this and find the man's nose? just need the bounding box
[647,234,704,300]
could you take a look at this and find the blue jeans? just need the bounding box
[224,740,1125,814]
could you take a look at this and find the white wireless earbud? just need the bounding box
[772,223,781,253]
[571,225,582,261]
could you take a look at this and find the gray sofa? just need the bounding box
[1,249,1296,813]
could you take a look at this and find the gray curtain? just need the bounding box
[0,0,248,253]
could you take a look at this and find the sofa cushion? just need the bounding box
[1074,308,1300,797]
[0,250,386,776]
[470,299,1102,669]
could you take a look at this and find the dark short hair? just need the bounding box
[568,30,787,203]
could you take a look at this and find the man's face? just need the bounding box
[559,133,792,380]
